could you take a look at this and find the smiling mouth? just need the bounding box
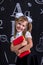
[17,27,21,30]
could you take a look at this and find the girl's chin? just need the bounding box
[17,30,21,32]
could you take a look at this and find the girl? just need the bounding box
[10,13,33,65]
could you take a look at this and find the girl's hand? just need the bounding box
[21,40,27,46]
[10,40,27,55]
[14,50,19,55]
[10,43,20,55]
[17,40,27,56]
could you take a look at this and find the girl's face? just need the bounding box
[16,21,28,32]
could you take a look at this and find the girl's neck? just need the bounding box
[16,31,22,35]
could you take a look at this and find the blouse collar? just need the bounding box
[16,31,22,38]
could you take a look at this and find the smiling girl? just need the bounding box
[10,13,33,65]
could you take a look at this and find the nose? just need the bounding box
[20,25,23,28]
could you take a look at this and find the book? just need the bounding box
[12,36,31,58]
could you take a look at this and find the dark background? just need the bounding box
[0,0,43,65]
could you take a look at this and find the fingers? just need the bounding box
[21,40,27,46]
[17,50,21,56]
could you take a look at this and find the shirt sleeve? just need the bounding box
[10,36,14,42]
[25,31,32,39]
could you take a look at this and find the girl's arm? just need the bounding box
[18,38,33,56]
[10,40,27,55]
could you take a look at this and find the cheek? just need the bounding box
[16,24,20,27]
[23,27,25,30]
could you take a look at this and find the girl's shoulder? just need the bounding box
[10,36,15,42]
[25,31,32,38]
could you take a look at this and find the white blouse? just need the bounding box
[25,31,32,39]
[10,31,32,42]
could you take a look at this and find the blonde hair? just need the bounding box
[27,22,32,32]
[15,16,28,23]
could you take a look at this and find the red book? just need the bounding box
[12,36,31,58]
